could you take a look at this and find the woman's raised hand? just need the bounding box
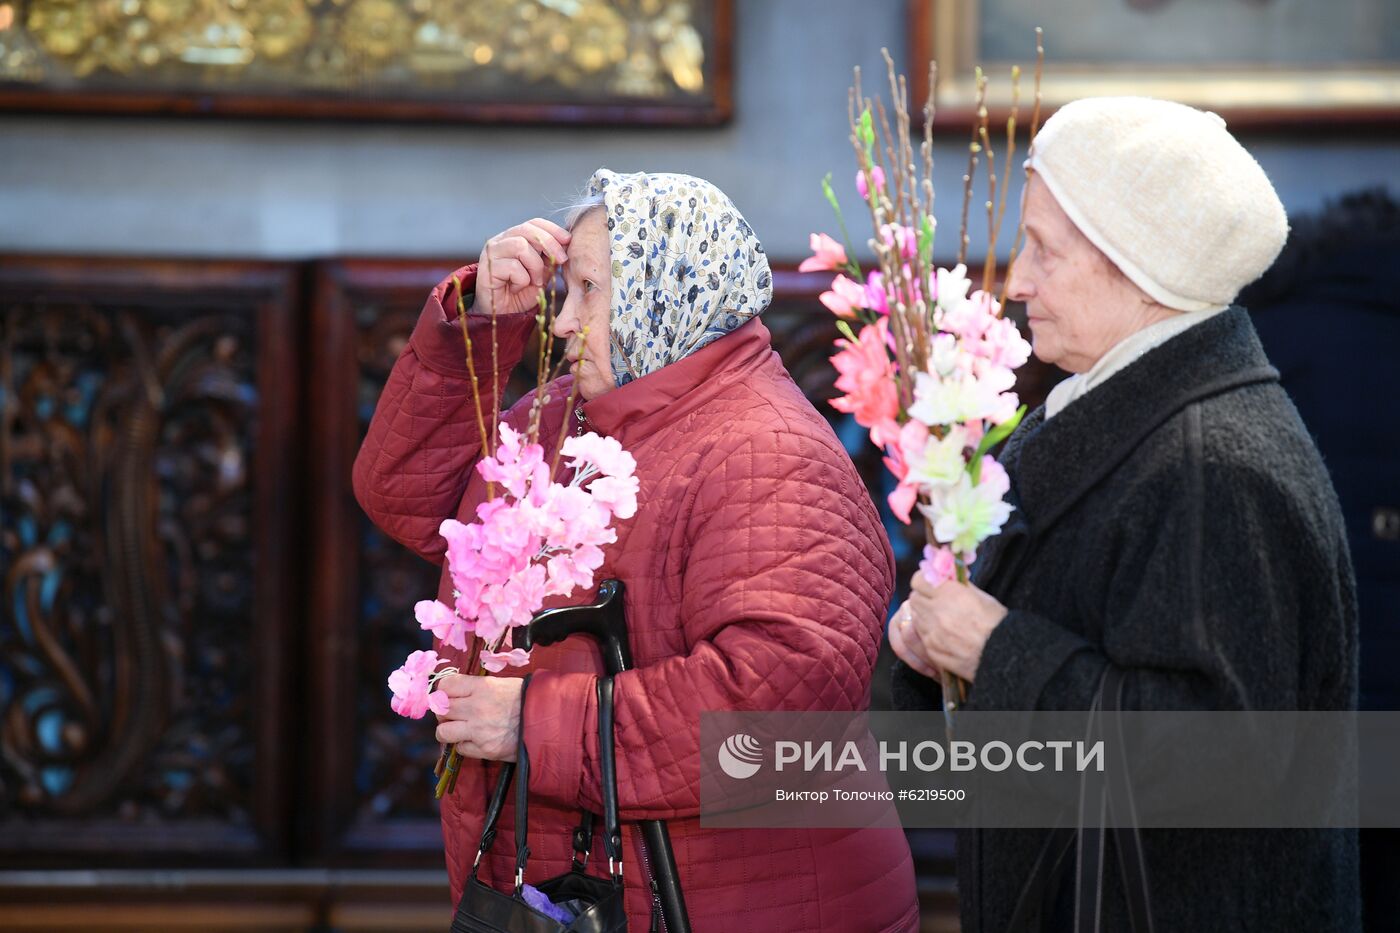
[473,218,572,317]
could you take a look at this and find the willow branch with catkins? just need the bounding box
[957,68,988,267]
[1000,28,1045,307]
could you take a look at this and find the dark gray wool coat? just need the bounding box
[892,308,1361,932]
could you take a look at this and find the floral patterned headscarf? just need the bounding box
[586,169,773,387]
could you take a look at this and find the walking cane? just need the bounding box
[524,579,692,933]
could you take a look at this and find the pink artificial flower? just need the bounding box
[881,223,918,260]
[882,420,930,525]
[888,480,918,525]
[478,507,536,578]
[588,474,640,520]
[504,562,549,620]
[830,319,898,431]
[964,419,985,447]
[475,585,518,644]
[416,598,472,651]
[562,432,636,480]
[798,233,849,273]
[537,481,616,549]
[572,543,605,575]
[480,647,532,673]
[819,273,867,319]
[388,649,451,719]
[864,271,890,315]
[476,562,549,642]
[856,165,886,200]
[869,417,902,449]
[545,552,595,597]
[440,516,477,560]
[478,424,547,499]
[919,544,958,587]
[968,315,1032,371]
[940,288,998,341]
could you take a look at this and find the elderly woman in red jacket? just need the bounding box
[353,169,918,932]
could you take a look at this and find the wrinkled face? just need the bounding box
[1005,174,1170,374]
[554,209,615,400]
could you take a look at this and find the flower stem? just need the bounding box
[454,275,496,500]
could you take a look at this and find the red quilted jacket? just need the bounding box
[353,266,919,932]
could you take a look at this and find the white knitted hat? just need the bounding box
[1026,97,1288,312]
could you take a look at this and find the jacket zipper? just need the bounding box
[640,836,664,933]
[574,405,588,437]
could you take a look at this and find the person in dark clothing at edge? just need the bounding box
[1240,187,1400,933]
[889,97,1361,932]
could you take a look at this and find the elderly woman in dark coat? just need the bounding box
[890,98,1360,932]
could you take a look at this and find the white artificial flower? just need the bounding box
[918,458,1014,555]
[905,425,971,490]
[908,365,1019,427]
[934,263,973,315]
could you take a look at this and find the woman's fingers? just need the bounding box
[889,601,940,679]
[488,257,530,289]
[435,718,470,746]
[496,221,569,265]
[518,218,571,263]
[487,237,547,287]
[435,673,474,697]
[910,569,943,597]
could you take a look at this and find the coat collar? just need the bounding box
[1008,307,1280,536]
[579,315,776,444]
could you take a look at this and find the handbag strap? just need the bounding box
[1074,666,1155,933]
[597,676,623,883]
[1006,671,1107,931]
[1073,670,1110,933]
[468,673,535,891]
[572,811,596,871]
[471,759,516,878]
[1006,667,1156,933]
[1101,666,1154,933]
[514,675,534,894]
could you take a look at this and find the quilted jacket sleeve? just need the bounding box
[352,264,537,565]
[523,422,896,819]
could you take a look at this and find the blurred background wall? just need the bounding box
[1,1,1397,931]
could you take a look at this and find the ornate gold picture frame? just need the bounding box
[0,0,732,125]
[911,0,1400,129]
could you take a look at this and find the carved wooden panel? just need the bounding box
[308,262,445,863]
[0,257,299,864]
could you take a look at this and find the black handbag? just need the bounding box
[451,674,628,933]
[1006,665,1155,932]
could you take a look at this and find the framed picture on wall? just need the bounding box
[0,0,732,125]
[910,0,1400,128]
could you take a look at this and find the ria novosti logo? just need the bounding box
[717,733,764,779]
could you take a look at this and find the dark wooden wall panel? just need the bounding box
[0,257,300,865]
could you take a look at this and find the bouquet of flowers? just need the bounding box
[804,39,1044,724]
[384,269,638,798]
